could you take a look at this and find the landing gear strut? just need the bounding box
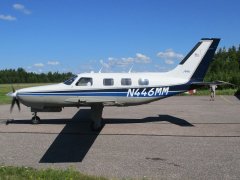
[90,104,104,131]
[32,112,40,124]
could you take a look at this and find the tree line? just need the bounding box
[0,45,239,86]
[0,68,73,83]
[205,45,240,88]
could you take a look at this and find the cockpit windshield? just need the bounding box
[63,75,78,85]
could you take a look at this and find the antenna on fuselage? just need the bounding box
[99,67,103,73]
[128,65,133,73]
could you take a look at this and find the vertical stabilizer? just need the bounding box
[168,38,220,82]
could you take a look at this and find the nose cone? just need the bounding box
[7,91,17,98]
[13,83,62,105]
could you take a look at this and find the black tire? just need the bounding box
[32,116,40,124]
[90,118,104,131]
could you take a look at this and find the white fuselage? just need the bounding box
[16,72,188,110]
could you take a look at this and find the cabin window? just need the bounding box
[63,75,78,85]
[76,77,93,86]
[103,78,114,86]
[121,78,132,86]
[138,78,149,86]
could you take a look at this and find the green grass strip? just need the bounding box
[0,165,108,180]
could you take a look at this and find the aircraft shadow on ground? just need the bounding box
[234,89,240,100]
[39,109,96,163]
[234,94,240,101]
[39,111,193,163]
[6,118,72,125]
[7,114,193,127]
[7,109,193,163]
[104,115,194,127]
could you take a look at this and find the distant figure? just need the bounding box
[210,84,217,101]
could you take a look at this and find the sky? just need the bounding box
[0,0,240,74]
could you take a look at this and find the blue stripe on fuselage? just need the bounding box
[17,83,191,98]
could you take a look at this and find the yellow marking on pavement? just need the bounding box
[220,95,233,105]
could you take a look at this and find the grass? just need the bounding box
[0,165,108,180]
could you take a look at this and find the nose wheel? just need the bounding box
[32,112,40,124]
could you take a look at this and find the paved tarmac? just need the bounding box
[0,96,240,179]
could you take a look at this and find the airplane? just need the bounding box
[8,38,221,131]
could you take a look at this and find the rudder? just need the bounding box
[167,38,220,82]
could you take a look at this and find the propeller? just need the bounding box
[8,86,21,113]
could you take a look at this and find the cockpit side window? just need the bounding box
[76,77,93,86]
[63,75,78,85]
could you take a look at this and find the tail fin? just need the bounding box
[168,38,220,82]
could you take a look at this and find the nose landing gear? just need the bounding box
[32,112,40,124]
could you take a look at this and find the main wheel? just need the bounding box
[32,116,40,124]
[90,118,104,131]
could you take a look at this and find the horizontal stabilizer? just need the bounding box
[191,80,235,86]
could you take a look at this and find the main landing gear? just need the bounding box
[29,105,104,131]
[31,112,40,124]
[90,104,104,131]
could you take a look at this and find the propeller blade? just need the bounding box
[16,99,21,111]
[9,85,21,113]
[11,85,15,93]
[10,98,15,113]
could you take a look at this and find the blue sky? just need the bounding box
[1,0,240,73]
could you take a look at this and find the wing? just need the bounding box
[64,97,116,106]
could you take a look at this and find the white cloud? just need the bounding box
[100,59,110,69]
[47,61,60,65]
[165,59,174,65]
[100,53,151,70]
[33,63,44,67]
[157,49,184,59]
[157,49,183,65]
[109,57,130,67]
[13,4,31,15]
[0,14,16,21]
[135,53,151,63]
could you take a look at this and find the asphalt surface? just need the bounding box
[0,96,240,179]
